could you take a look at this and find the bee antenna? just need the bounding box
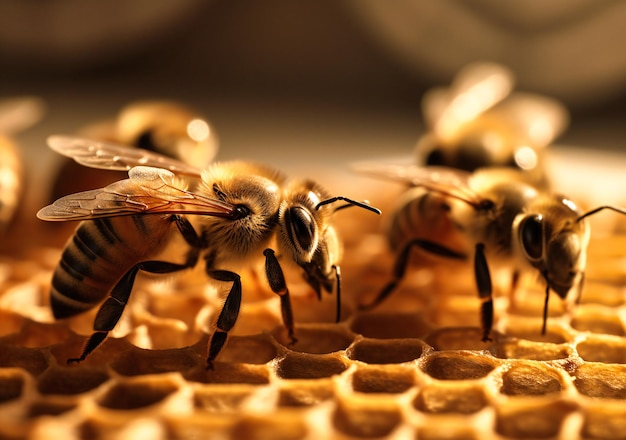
[577,205,626,222]
[315,196,382,215]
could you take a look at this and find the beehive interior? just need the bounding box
[1,180,626,440]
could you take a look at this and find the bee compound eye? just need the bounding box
[520,215,543,261]
[286,206,316,254]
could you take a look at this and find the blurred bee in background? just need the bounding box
[38,136,380,368]
[357,163,625,341]
[50,100,218,200]
[0,96,45,233]
[416,62,569,187]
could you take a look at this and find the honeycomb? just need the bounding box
[2,176,626,440]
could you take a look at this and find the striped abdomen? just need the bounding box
[388,187,461,253]
[50,215,172,319]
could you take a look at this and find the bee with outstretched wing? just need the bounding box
[39,136,381,368]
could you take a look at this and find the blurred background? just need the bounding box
[2,0,626,239]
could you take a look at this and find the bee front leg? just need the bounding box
[68,260,195,365]
[360,238,466,310]
[474,243,493,342]
[206,270,242,370]
[263,249,297,345]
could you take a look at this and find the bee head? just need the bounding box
[516,197,589,299]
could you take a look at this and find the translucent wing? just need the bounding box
[47,135,203,177]
[352,162,483,207]
[37,166,235,221]
[484,92,569,148]
[0,96,45,134]
[423,62,515,141]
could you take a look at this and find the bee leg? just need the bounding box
[206,270,242,370]
[68,260,197,365]
[474,243,493,342]
[360,238,466,310]
[333,264,341,323]
[173,215,203,266]
[263,249,297,345]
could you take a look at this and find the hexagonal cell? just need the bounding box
[194,384,257,413]
[230,413,308,440]
[500,364,565,396]
[277,379,334,407]
[499,316,570,344]
[7,320,74,349]
[28,400,77,417]
[581,402,626,439]
[351,365,415,394]
[577,335,626,364]
[495,400,576,438]
[0,370,24,403]
[350,312,432,339]
[217,334,278,364]
[275,352,348,380]
[333,399,402,438]
[97,377,180,410]
[185,363,271,385]
[416,425,481,440]
[414,383,487,414]
[37,365,110,395]
[346,337,427,364]
[571,305,625,336]
[50,335,135,371]
[421,351,498,381]
[79,417,167,440]
[492,339,570,361]
[573,364,626,399]
[272,324,354,355]
[578,281,624,307]
[110,345,200,376]
[424,327,492,351]
[0,341,49,375]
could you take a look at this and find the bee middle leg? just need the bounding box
[474,243,493,342]
[68,260,197,365]
[360,238,466,310]
[263,249,297,345]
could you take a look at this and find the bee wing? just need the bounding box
[0,96,45,134]
[424,62,515,141]
[37,166,236,221]
[352,162,483,207]
[486,92,569,147]
[47,135,203,177]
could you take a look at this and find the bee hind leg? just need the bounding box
[68,260,196,365]
[263,249,297,345]
[360,238,466,310]
[206,270,242,370]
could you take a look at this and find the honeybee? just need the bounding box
[356,163,625,340]
[416,62,568,187]
[50,100,217,200]
[0,96,45,232]
[38,136,380,368]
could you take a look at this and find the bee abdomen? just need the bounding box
[50,218,149,319]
